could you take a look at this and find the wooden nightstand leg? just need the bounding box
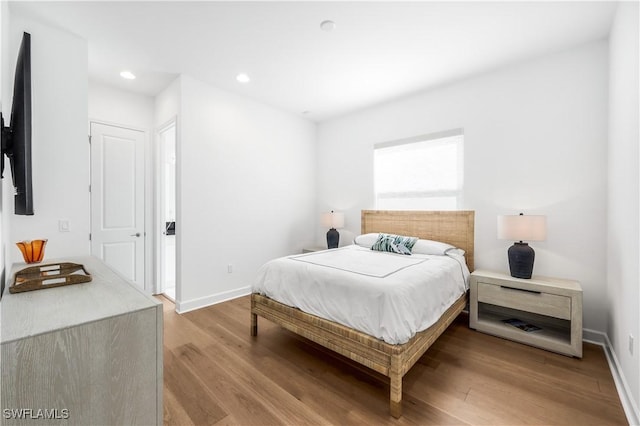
[251,313,258,336]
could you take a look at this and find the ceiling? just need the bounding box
[11,1,616,122]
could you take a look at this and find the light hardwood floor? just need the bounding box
[161,296,628,425]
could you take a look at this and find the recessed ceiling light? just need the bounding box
[320,20,336,32]
[120,70,136,80]
[236,73,251,83]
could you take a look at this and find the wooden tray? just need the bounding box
[10,262,92,293]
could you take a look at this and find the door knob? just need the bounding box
[131,232,141,237]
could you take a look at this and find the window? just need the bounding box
[374,129,464,210]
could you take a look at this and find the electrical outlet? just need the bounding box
[227,264,233,274]
[629,334,634,356]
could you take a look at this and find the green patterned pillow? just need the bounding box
[371,233,418,255]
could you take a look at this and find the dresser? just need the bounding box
[1,256,163,425]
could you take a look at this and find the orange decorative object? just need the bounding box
[16,239,48,264]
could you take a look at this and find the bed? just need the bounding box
[250,210,475,418]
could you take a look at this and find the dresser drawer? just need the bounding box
[477,282,571,320]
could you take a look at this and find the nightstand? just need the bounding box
[469,270,583,358]
[302,246,327,253]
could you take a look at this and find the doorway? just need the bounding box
[158,122,177,301]
[90,122,145,288]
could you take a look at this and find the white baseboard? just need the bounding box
[582,328,606,345]
[176,286,252,314]
[584,328,640,426]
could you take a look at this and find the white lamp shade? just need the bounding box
[321,211,345,229]
[497,215,547,242]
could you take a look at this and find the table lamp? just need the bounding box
[321,210,345,249]
[497,213,547,279]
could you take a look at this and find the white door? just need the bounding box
[90,122,145,287]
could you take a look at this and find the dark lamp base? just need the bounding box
[326,228,340,249]
[508,242,535,279]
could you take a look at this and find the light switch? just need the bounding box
[59,220,70,232]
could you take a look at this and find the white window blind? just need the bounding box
[374,129,464,210]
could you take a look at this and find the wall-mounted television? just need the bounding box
[1,32,33,215]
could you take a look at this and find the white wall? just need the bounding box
[0,0,7,299]
[4,11,89,263]
[155,77,181,128]
[88,81,154,131]
[317,40,609,332]
[607,1,640,421]
[0,0,7,294]
[177,74,316,311]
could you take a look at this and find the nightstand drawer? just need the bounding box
[477,282,571,320]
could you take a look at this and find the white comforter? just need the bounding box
[252,245,470,344]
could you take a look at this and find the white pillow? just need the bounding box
[353,233,379,248]
[411,239,463,256]
[444,247,466,260]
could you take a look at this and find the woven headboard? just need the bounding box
[361,210,475,271]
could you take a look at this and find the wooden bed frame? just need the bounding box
[251,210,475,418]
